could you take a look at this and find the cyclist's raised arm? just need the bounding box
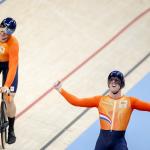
[130,97,150,111]
[54,81,101,107]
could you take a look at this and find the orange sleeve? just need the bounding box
[4,38,19,87]
[60,88,101,107]
[130,97,150,111]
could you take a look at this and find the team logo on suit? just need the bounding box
[0,46,5,54]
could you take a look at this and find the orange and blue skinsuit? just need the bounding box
[0,35,19,92]
[60,88,150,150]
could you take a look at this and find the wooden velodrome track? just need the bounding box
[0,0,150,149]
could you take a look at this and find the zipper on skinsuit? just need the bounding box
[110,100,117,131]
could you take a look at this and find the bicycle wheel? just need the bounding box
[1,129,6,149]
[0,101,8,149]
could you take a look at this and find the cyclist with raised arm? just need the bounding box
[54,70,150,150]
[0,17,19,144]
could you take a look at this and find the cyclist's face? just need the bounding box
[0,27,9,42]
[109,77,121,94]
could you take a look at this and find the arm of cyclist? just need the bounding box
[4,39,19,88]
[130,97,150,111]
[54,81,101,107]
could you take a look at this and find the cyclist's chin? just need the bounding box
[110,89,120,94]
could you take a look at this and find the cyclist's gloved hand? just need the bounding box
[54,81,62,92]
[1,86,10,94]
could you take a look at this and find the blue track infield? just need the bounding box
[67,72,150,150]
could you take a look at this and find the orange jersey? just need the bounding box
[60,89,150,131]
[0,36,19,87]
